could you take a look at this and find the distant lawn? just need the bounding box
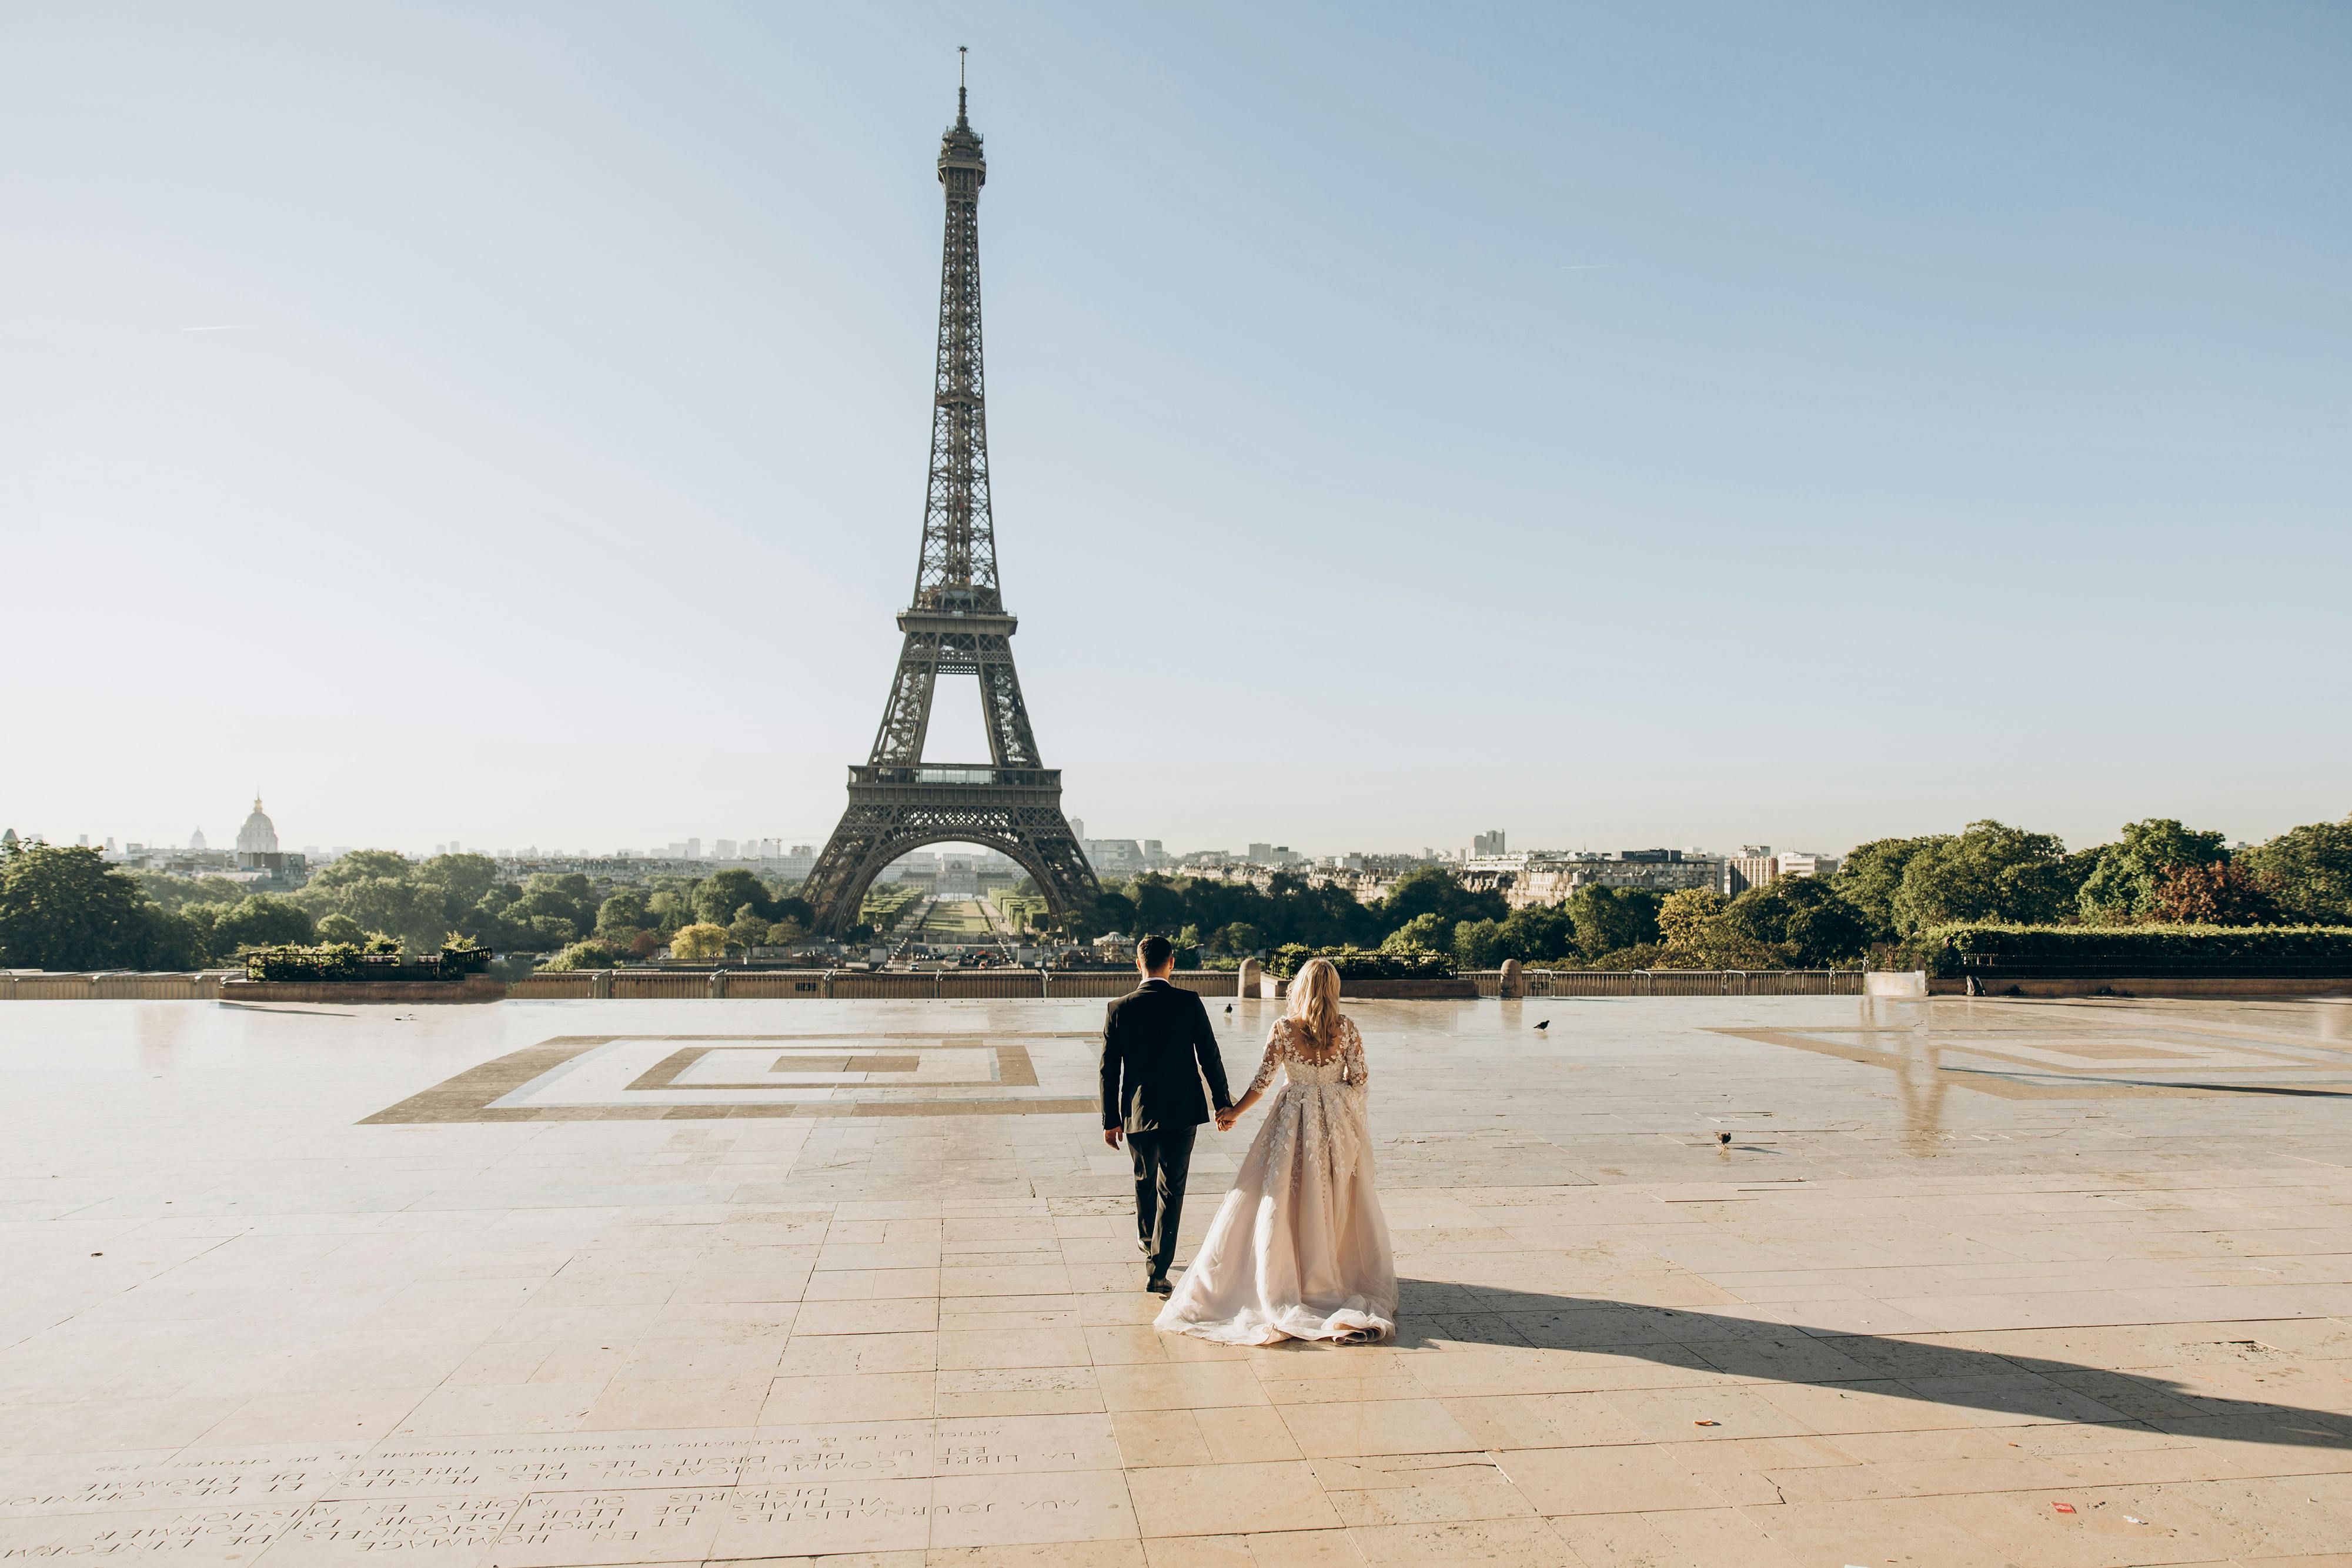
[918,899,995,934]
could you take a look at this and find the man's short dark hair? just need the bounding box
[1137,934,1174,971]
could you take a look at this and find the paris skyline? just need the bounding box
[4,5,2346,857]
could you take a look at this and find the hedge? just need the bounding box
[1269,944,1455,980]
[1904,923,2352,978]
[246,937,490,983]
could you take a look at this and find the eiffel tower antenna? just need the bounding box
[802,69,1098,938]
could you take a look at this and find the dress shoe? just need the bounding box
[1145,1273,1172,1295]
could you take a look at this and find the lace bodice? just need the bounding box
[1248,1015,1368,1096]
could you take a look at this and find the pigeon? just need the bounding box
[1716,1131,1732,1145]
[1534,1020,1550,1031]
[1225,1004,1233,1013]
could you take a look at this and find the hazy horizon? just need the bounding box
[6,4,2347,861]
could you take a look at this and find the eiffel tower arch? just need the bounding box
[804,61,1100,938]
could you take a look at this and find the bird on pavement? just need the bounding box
[1534,1019,1551,1031]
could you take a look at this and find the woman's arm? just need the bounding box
[1216,1029,1284,1129]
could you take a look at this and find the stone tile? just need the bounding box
[1314,1453,1537,1526]
[1098,1362,1270,1412]
[797,1295,943,1335]
[927,1470,1139,1547]
[937,1329,1093,1370]
[1277,1399,1482,1459]
[1345,1516,1579,1564]
[1128,1459,1341,1537]
[934,1367,1103,1417]
[765,1372,940,1424]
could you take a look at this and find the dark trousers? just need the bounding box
[1126,1124,1197,1281]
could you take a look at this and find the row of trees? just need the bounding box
[0,841,820,972]
[1064,813,2352,972]
[1836,817,2352,937]
[6,812,2347,974]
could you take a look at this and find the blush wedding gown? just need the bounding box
[1155,1014,1397,1344]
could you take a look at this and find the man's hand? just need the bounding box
[1103,1127,1122,1149]
[1214,1107,1238,1132]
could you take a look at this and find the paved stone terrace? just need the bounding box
[2,994,2350,1566]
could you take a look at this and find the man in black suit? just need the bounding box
[1100,934,1233,1293]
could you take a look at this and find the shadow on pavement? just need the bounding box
[1384,1278,2352,1449]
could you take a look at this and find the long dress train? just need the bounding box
[1155,1014,1397,1345]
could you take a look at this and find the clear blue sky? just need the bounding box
[4,3,2346,858]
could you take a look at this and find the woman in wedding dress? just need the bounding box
[1155,957,1397,1345]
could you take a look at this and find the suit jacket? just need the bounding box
[1100,978,1234,1134]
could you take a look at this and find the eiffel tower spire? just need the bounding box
[802,62,1098,938]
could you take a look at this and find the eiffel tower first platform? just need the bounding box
[802,63,1099,937]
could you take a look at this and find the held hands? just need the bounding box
[1214,1106,1239,1132]
[1103,1127,1122,1148]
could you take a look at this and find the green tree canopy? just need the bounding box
[1496,904,1575,964]
[1130,876,1187,935]
[670,922,729,962]
[1719,877,1871,966]
[693,869,774,927]
[540,940,622,971]
[316,912,370,945]
[130,872,249,915]
[0,844,200,970]
[1451,917,1505,969]
[416,853,501,912]
[2076,818,2231,922]
[1377,868,1508,932]
[513,873,598,939]
[2147,861,2281,926]
[209,894,316,954]
[2238,815,2352,925]
[1833,837,1940,941]
[1567,887,1665,959]
[327,877,449,953]
[1657,888,1727,954]
[726,904,773,950]
[1210,921,1264,955]
[1379,912,1449,954]
[309,850,413,890]
[1890,821,2083,934]
[597,888,651,935]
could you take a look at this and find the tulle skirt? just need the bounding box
[1154,1081,1397,1345]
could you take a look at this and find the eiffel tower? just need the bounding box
[803,59,1099,938]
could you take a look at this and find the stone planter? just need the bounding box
[219,977,508,1004]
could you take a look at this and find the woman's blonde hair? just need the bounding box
[1287,957,1341,1051]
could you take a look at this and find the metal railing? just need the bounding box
[502,967,1251,1001]
[1497,968,1865,998]
[2,967,1860,1002]
[0,971,235,1001]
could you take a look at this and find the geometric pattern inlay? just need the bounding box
[1716,1021,2352,1101]
[361,1032,1098,1124]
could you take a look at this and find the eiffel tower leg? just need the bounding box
[803,783,1100,939]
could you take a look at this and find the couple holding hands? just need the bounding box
[1099,936,1397,1345]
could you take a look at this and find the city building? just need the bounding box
[210,795,309,890]
[1498,850,1722,909]
[1472,829,1507,857]
[1775,850,1841,880]
[1718,847,1772,897]
[1081,838,1148,877]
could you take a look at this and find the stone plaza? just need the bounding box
[3,993,2350,1566]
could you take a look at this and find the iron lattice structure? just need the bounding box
[804,74,1098,937]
